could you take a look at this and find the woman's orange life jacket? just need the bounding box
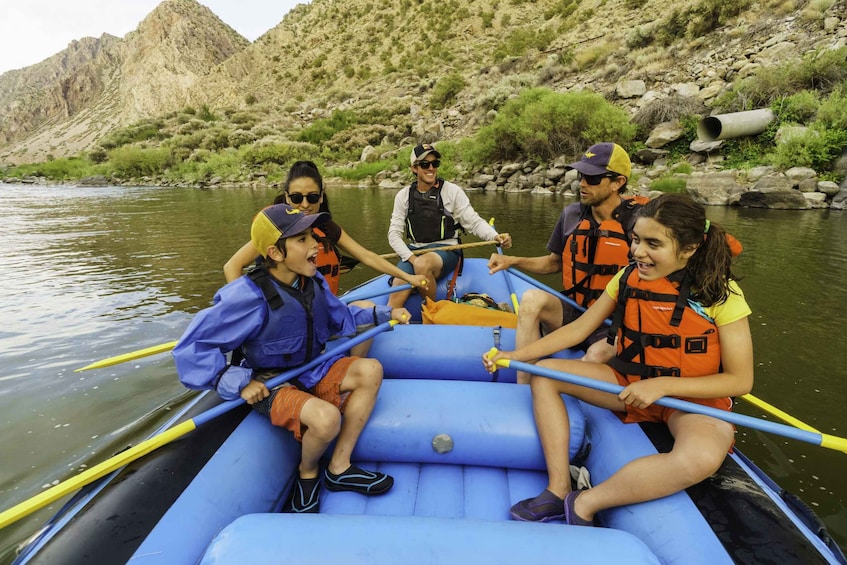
[314,227,341,295]
[606,264,722,382]
[561,196,648,308]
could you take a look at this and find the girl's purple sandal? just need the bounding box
[564,491,594,526]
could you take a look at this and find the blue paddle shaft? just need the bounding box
[196,321,395,426]
[507,359,826,448]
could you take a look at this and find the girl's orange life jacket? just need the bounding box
[606,264,722,382]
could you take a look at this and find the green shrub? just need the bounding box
[771,91,820,124]
[650,176,688,193]
[108,146,173,178]
[430,73,467,109]
[544,0,579,19]
[771,126,847,171]
[99,120,165,150]
[8,156,100,180]
[815,86,847,130]
[719,121,778,168]
[465,88,637,163]
[242,142,318,167]
[297,110,358,145]
[199,105,217,121]
[493,27,556,61]
[715,47,847,112]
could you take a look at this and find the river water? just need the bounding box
[0,181,845,560]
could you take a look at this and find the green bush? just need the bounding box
[719,121,778,168]
[493,27,556,61]
[465,88,637,163]
[815,86,847,130]
[242,142,318,167]
[297,110,358,145]
[108,146,173,178]
[771,91,820,124]
[771,126,847,171]
[650,176,688,193]
[430,73,467,109]
[8,156,100,180]
[99,120,165,150]
[715,47,847,112]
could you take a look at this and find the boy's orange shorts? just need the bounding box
[268,356,357,442]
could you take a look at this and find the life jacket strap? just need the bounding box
[247,267,285,310]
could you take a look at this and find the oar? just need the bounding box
[506,268,826,433]
[378,239,499,261]
[488,351,847,455]
[1,321,398,529]
[739,393,822,433]
[75,284,413,372]
[489,218,518,314]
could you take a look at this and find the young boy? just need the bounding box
[173,203,411,513]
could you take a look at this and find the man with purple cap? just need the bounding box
[488,142,646,382]
[386,143,512,308]
[174,203,411,514]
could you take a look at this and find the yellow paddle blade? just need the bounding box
[740,394,821,433]
[0,420,196,529]
[75,340,178,372]
[821,434,847,454]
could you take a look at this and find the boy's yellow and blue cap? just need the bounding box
[566,142,631,179]
[251,204,330,257]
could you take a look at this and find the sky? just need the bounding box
[0,0,307,75]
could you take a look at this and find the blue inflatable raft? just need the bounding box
[12,259,846,564]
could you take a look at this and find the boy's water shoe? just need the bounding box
[324,465,393,495]
[510,489,566,522]
[287,475,321,513]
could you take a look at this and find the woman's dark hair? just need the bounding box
[273,160,331,213]
[636,193,737,306]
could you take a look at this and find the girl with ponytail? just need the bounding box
[484,193,753,527]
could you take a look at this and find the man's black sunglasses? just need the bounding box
[577,172,621,186]
[287,193,322,204]
[416,160,441,170]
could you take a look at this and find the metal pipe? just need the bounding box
[697,109,775,141]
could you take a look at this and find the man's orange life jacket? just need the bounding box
[561,196,648,308]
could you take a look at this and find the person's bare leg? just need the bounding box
[582,338,616,364]
[298,397,341,478]
[386,276,412,309]
[327,358,383,474]
[530,358,621,497]
[347,300,376,357]
[513,290,564,383]
[572,412,734,522]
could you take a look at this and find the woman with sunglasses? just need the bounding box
[224,161,426,296]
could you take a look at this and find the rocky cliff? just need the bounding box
[0,0,248,163]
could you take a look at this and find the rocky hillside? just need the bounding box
[0,0,845,164]
[0,0,247,163]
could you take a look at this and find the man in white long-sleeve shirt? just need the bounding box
[386,143,511,308]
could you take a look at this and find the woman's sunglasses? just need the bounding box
[416,160,441,170]
[577,172,621,186]
[287,193,322,204]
